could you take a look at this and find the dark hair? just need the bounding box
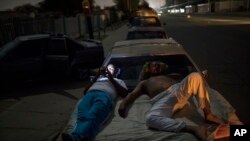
[138,61,168,81]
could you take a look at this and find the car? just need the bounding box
[0,34,104,87]
[126,26,168,40]
[131,5,158,17]
[70,38,240,141]
[128,16,162,27]
[103,38,200,91]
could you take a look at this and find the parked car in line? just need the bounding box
[126,26,168,40]
[103,38,199,91]
[131,6,158,17]
[0,34,104,87]
[128,16,162,27]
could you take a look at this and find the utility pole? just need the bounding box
[82,0,94,39]
[247,0,249,12]
[208,0,211,12]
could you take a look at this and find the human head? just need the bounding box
[142,61,168,76]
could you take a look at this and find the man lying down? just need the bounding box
[62,61,243,141]
[118,61,243,141]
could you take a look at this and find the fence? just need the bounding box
[0,13,118,47]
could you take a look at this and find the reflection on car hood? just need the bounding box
[112,38,185,56]
[114,38,178,47]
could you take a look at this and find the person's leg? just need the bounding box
[146,93,186,132]
[207,88,243,125]
[146,114,186,132]
[182,125,207,141]
[179,72,225,124]
[71,91,113,141]
[147,90,208,141]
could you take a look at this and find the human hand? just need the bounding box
[118,102,128,118]
[105,68,113,79]
[99,67,106,75]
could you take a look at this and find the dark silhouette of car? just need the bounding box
[126,26,168,40]
[128,16,162,27]
[0,34,104,87]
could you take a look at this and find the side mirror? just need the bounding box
[202,70,208,79]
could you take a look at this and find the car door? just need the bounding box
[0,39,44,84]
[44,38,69,76]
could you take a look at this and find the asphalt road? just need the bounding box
[161,14,250,124]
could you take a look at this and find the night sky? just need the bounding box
[0,0,166,11]
[0,0,115,11]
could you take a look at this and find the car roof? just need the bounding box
[111,38,186,56]
[15,34,69,42]
[17,34,50,41]
[128,26,166,32]
[131,16,159,19]
[131,7,158,17]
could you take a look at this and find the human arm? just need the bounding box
[83,67,105,95]
[105,69,128,98]
[118,80,146,118]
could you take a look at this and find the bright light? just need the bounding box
[180,8,185,13]
[147,0,166,9]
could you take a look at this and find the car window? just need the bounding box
[143,18,159,26]
[66,38,85,51]
[130,17,161,27]
[4,39,43,61]
[47,38,67,55]
[127,31,166,40]
[108,55,196,81]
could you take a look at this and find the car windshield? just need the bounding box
[130,17,161,27]
[0,41,17,59]
[127,31,166,40]
[107,55,197,91]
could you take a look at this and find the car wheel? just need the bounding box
[72,66,90,80]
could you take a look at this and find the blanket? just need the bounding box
[61,88,235,141]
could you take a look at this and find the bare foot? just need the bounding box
[193,126,207,141]
[229,120,243,125]
[205,113,225,125]
[184,125,207,141]
[228,113,244,125]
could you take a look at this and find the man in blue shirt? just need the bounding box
[62,64,128,141]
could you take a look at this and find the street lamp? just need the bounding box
[82,0,94,39]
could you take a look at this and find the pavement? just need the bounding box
[0,22,128,141]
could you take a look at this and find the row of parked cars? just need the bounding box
[126,16,168,40]
[0,7,201,91]
[101,8,204,91]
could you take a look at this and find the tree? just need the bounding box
[37,0,95,16]
[113,0,140,12]
[13,4,38,13]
